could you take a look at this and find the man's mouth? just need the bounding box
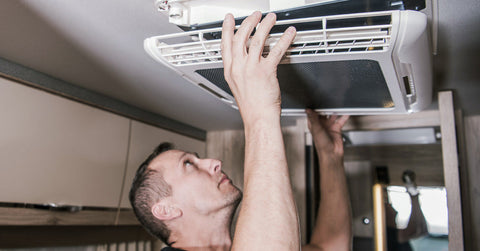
[218,174,230,187]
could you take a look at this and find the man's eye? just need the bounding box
[184,160,193,167]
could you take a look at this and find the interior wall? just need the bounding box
[344,144,444,186]
[464,115,480,251]
[344,161,374,239]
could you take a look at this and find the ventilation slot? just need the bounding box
[403,76,413,95]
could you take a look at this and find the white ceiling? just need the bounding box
[0,0,479,131]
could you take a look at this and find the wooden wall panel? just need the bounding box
[0,207,117,226]
[344,161,374,238]
[464,115,480,251]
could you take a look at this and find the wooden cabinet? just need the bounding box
[0,77,130,208]
[0,77,205,226]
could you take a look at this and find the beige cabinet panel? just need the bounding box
[0,78,130,208]
[119,121,205,208]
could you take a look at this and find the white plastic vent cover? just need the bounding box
[145,10,432,115]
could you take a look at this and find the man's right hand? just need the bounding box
[221,12,296,124]
[306,109,349,160]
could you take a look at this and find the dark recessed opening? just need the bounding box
[403,76,412,95]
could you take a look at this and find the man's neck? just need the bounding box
[169,208,235,251]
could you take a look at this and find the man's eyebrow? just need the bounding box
[177,152,199,163]
[178,152,188,164]
[185,152,200,158]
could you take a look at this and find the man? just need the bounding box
[129,11,352,251]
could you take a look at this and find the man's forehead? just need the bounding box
[149,149,185,171]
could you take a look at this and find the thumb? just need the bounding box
[306,109,317,124]
[305,109,317,130]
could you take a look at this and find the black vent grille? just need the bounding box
[196,60,394,109]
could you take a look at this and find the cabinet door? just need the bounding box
[119,121,205,208]
[0,77,130,208]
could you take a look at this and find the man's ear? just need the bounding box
[151,200,183,221]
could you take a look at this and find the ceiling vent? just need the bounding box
[145,10,432,115]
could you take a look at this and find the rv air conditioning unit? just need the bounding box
[145,10,432,115]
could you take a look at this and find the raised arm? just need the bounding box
[221,12,300,250]
[303,110,352,251]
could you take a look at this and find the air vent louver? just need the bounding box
[147,12,393,66]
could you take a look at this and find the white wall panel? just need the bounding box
[0,77,130,207]
[119,121,205,208]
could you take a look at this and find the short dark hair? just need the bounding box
[129,142,174,244]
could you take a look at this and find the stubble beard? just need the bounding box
[222,184,243,217]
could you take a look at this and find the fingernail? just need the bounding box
[224,13,234,25]
[266,12,276,19]
[286,26,296,34]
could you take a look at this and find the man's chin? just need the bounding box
[225,188,242,209]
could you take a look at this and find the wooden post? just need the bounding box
[372,183,386,251]
[439,91,464,250]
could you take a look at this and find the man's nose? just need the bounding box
[200,159,222,175]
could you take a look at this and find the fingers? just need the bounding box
[328,115,349,132]
[266,26,296,66]
[232,11,262,58]
[248,13,276,61]
[336,115,350,129]
[306,109,329,138]
[221,13,235,82]
[306,109,350,132]
[306,109,319,130]
[306,109,328,125]
[223,11,295,67]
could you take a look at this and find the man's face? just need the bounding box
[150,149,242,216]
